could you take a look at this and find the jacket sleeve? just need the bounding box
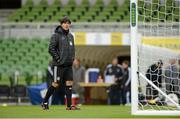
[125,68,131,87]
[146,67,150,80]
[158,69,162,87]
[73,37,75,59]
[81,66,86,82]
[48,34,60,61]
[71,34,75,60]
[116,66,124,85]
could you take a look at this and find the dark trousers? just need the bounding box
[146,84,158,99]
[108,84,126,105]
[51,86,65,105]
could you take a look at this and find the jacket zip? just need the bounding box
[65,34,70,59]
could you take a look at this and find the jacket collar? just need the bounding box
[55,25,69,35]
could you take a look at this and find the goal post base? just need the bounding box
[132,110,180,116]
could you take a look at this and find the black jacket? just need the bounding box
[105,64,124,87]
[49,26,75,66]
[146,64,162,87]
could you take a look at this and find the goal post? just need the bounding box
[131,0,180,115]
[130,0,139,115]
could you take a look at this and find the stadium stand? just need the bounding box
[7,0,179,23]
[138,0,179,22]
[0,38,50,86]
[7,0,131,22]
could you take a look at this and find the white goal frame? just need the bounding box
[130,0,180,116]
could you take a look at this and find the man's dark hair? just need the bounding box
[75,58,80,63]
[122,60,129,66]
[157,59,163,65]
[60,16,71,24]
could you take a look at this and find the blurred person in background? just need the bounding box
[72,58,85,104]
[97,74,104,83]
[122,60,131,105]
[146,60,163,100]
[165,59,179,94]
[42,16,79,110]
[104,58,125,105]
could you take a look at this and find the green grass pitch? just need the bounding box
[0,105,180,118]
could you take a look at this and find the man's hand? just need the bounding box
[52,82,59,88]
[55,57,61,63]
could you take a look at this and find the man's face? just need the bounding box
[157,63,163,68]
[122,63,128,69]
[73,59,80,67]
[170,59,176,65]
[112,59,118,66]
[61,22,71,30]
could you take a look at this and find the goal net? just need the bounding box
[131,0,180,115]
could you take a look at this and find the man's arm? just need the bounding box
[125,68,131,87]
[48,34,60,63]
[146,67,151,80]
[117,65,124,79]
[158,69,162,87]
[71,34,75,60]
[81,66,86,82]
[114,65,124,85]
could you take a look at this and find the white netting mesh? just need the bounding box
[138,0,179,36]
[137,0,180,111]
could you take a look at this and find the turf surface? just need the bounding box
[0,105,180,118]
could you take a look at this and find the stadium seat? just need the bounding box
[14,85,27,97]
[173,16,179,22]
[23,0,34,9]
[174,7,179,14]
[80,0,89,10]
[94,16,106,22]
[0,85,10,97]
[93,0,104,11]
[63,0,76,11]
[78,16,93,22]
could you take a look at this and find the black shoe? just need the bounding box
[66,105,80,110]
[41,102,49,110]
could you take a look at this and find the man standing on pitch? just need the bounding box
[42,16,79,110]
